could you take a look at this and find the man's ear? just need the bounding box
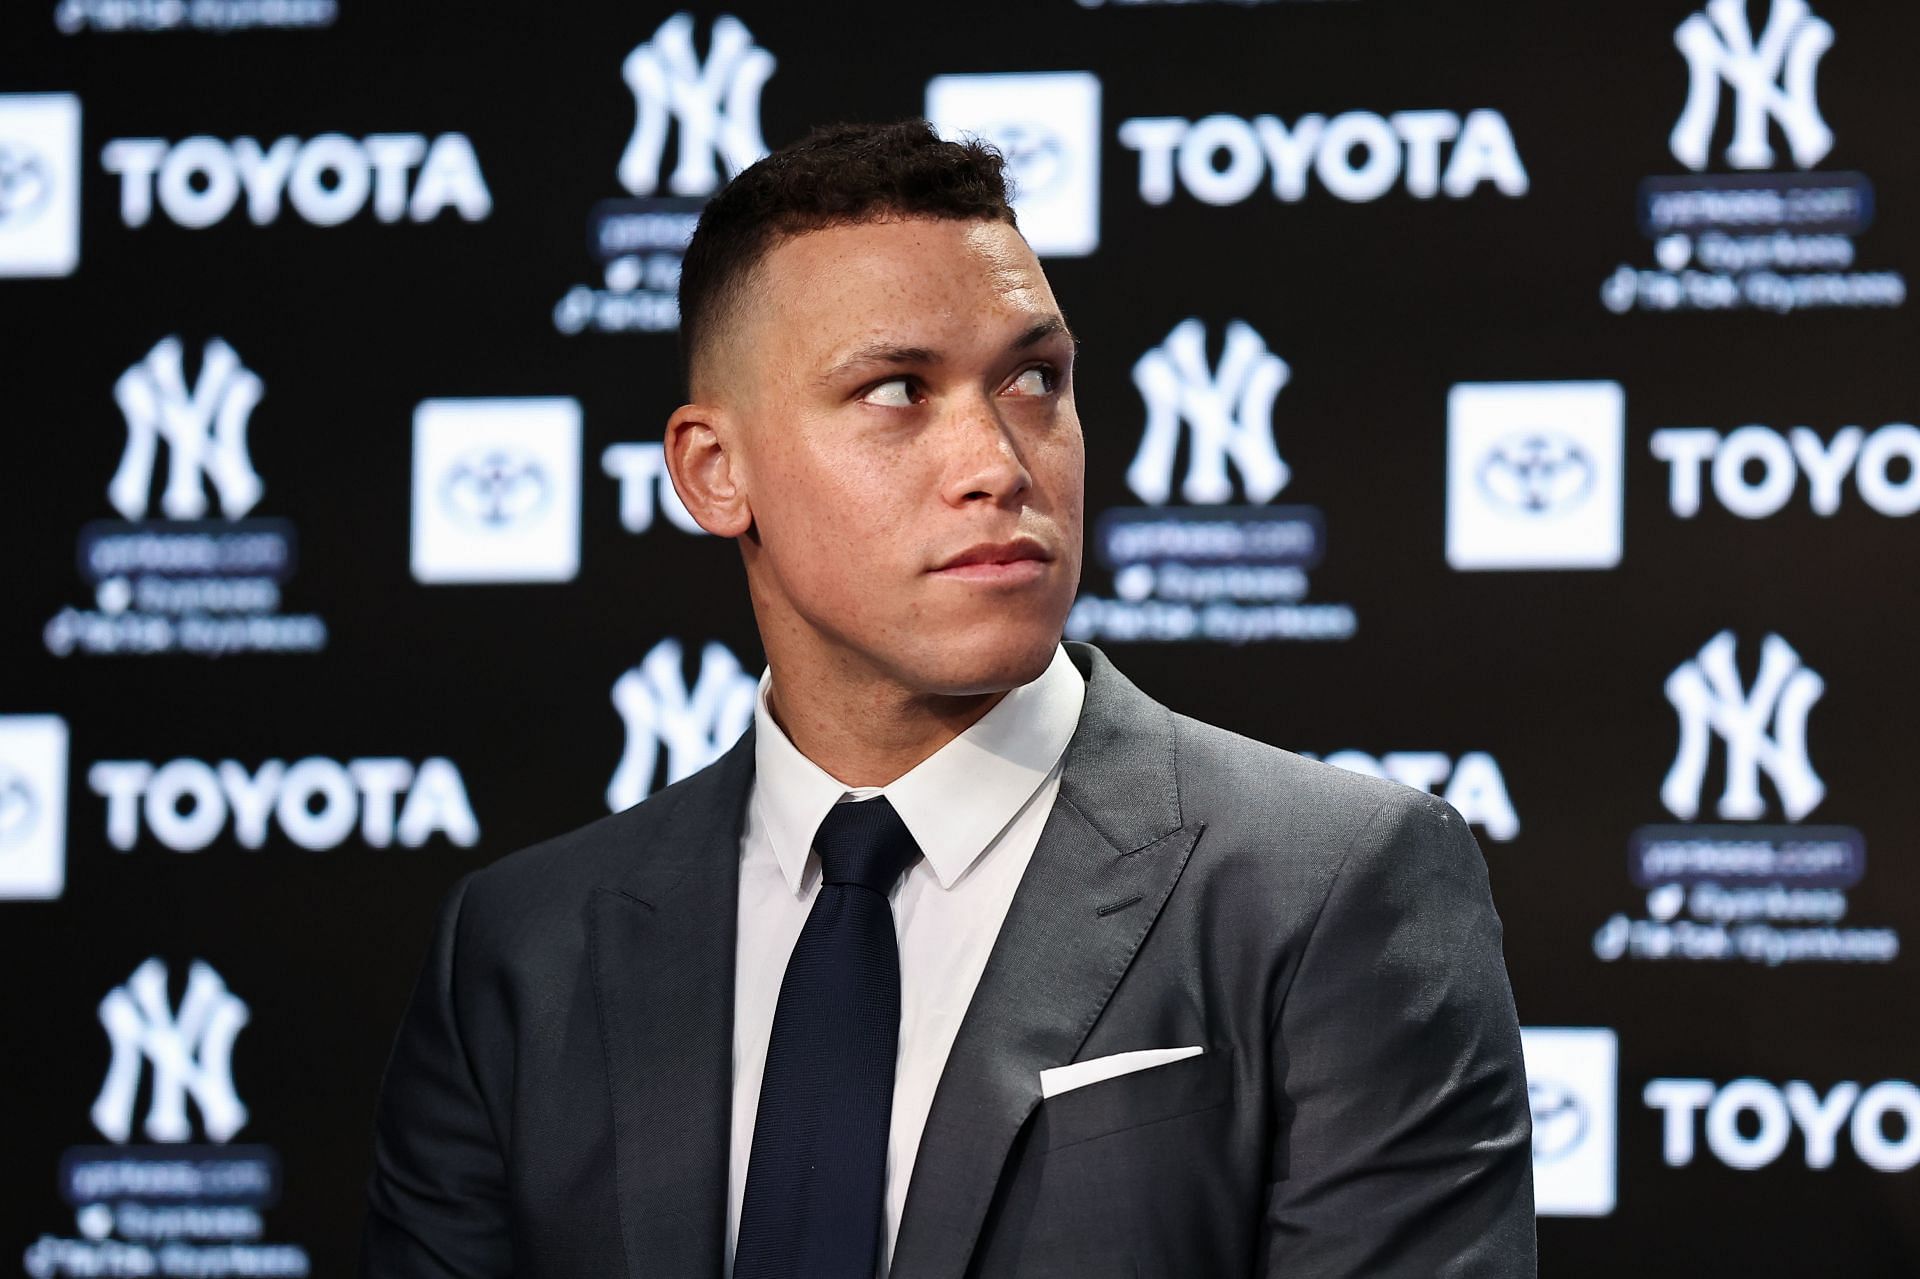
[664,402,754,539]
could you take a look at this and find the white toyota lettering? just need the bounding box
[103,133,491,228]
[1120,109,1526,206]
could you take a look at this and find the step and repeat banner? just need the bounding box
[3,0,1917,1274]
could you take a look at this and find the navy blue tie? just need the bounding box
[733,796,922,1279]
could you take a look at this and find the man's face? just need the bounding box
[726,215,1084,697]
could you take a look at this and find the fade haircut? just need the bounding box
[677,119,1018,398]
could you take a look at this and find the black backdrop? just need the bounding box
[4,1,1917,1274]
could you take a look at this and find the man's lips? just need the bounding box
[932,539,1053,582]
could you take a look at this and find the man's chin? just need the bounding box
[903,625,1066,698]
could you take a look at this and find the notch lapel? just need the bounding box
[889,644,1204,1279]
[590,727,755,1279]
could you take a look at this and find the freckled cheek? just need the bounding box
[778,451,924,578]
[1031,431,1086,509]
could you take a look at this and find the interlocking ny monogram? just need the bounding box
[107,337,265,522]
[1663,630,1826,822]
[92,958,250,1144]
[1671,0,1834,171]
[1127,318,1291,507]
[618,13,774,198]
[607,638,757,811]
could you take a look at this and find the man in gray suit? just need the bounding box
[362,120,1534,1278]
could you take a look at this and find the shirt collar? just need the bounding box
[751,644,1086,896]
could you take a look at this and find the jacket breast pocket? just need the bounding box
[1038,1048,1232,1153]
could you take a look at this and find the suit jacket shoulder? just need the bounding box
[1167,708,1474,905]
[1173,709,1441,836]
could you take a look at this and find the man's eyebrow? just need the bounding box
[820,342,940,383]
[819,316,1076,384]
[1013,315,1076,351]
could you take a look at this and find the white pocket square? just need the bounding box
[1038,1045,1204,1099]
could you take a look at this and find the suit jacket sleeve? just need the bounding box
[361,872,515,1278]
[1262,788,1536,1277]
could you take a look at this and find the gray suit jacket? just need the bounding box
[363,640,1536,1277]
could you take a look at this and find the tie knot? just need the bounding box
[812,795,921,894]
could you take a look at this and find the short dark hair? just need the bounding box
[677,118,1018,397]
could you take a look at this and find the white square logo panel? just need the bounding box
[1447,381,1625,571]
[1522,1026,1619,1217]
[411,398,582,584]
[0,94,82,278]
[0,715,69,901]
[925,72,1101,258]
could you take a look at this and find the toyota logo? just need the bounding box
[1476,431,1595,515]
[0,766,39,848]
[0,140,53,229]
[1528,1079,1589,1162]
[985,121,1067,199]
[440,450,552,529]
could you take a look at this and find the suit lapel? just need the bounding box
[591,726,755,1279]
[889,643,1204,1279]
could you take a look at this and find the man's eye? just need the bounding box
[861,377,917,408]
[1005,366,1054,397]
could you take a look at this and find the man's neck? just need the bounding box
[764,664,1010,789]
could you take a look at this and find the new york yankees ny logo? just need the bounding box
[618,12,775,198]
[1662,630,1826,822]
[1126,318,1291,507]
[1670,0,1834,172]
[607,638,758,811]
[106,336,265,522]
[92,958,250,1144]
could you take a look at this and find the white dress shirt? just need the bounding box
[725,644,1087,1277]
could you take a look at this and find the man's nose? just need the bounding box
[940,394,1033,507]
